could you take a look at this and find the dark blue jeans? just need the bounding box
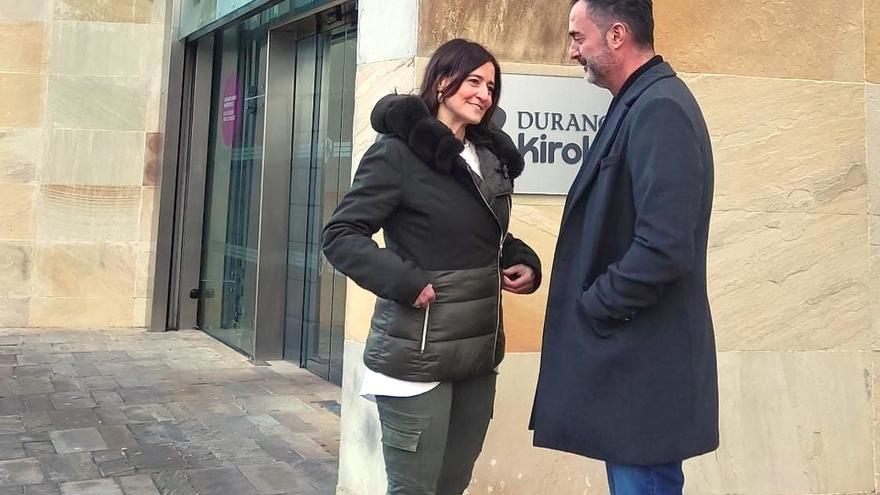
[605,461,684,495]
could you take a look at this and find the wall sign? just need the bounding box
[495,73,613,195]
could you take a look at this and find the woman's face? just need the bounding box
[439,62,496,126]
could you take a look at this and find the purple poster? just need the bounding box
[221,74,241,147]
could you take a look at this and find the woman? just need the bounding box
[322,39,541,495]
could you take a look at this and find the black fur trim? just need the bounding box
[371,94,523,178]
[409,120,463,173]
[468,124,525,179]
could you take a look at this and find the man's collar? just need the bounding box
[616,55,664,98]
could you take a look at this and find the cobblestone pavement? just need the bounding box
[0,328,341,495]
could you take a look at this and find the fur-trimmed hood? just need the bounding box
[370,94,524,179]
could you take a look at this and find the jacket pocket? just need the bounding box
[371,298,426,341]
[377,406,429,453]
[578,287,618,339]
[587,316,617,339]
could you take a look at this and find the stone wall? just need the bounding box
[339,0,877,494]
[0,0,168,328]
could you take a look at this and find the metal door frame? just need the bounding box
[153,0,355,369]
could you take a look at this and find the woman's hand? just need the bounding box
[502,264,536,294]
[412,284,436,308]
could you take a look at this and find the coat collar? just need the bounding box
[616,61,676,107]
[370,94,524,179]
[561,62,677,225]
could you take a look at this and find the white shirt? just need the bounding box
[360,140,483,401]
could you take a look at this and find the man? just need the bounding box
[530,1,718,494]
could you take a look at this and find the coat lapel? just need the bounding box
[560,63,678,227]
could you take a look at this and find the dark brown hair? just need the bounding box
[571,0,654,47]
[419,39,502,128]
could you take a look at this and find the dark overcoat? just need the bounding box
[530,62,719,465]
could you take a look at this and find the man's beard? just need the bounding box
[580,58,604,86]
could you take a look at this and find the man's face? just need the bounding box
[568,2,614,89]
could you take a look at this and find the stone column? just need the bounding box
[338,1,420,494]
[0,0,167,329]
[866,0,880,490]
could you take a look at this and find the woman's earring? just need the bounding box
[437,91,444,103]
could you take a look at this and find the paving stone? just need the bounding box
[45,411,99,431]
[0,458,44,486]
[12,368,52,379]
[222,382,270,400]
[18,433,48,444]
[92,409,128,427]
[72,353,130,364]
[245,415,289,436]
[239,463,303,494]
[58,479,122,495]
[116,475,159,495]
[49,429,107,455]
[90,449,129,475]
[97,458,134,478]
[253,437,303,465]
[89,392,122,408]
[115,388,163,406]
[278,433,334,461]
[91,450,124,465]
[149,470,196,495]
[37,453,99,482]
[234,397,313,415]
[21,441,54,458]
[52,364,101,379]
[205,438,274,466]
[268,413,316,434]
[97,427,137,450]
[0,418,25,436]
[21,415,50,434]
[158,404,195,422]
[0,330,340,493]
[124,446,187,471]
[0,486,22,494]
[9,380,53,397]
[22,397,53,415]
[74,377,116,392]
[17,355,72,368]
[47,395,94,412]
[120,406,174,424]
[0,435,25,460]
[127,423,186,445]
[175,445,220,469]
[0,401,26,417]
[168,400,242,417]
[47,381,77,395]
[290,460,338,493]
[200,415,261,439]
[24,483,61,495]
[185,467,259,495]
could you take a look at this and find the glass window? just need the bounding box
[180,0,331,39]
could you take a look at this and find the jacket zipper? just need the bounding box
[467,172,509,359]
[420,304,431,353]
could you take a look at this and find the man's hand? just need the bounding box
[502,264,536,294]
[412,284,436,308]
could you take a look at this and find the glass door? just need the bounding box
[284,20,356,385]
[197,19,267,356]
